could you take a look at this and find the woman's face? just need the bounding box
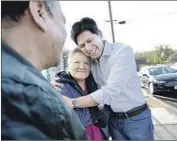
[69,52,91,81]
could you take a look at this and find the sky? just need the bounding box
[60,1,177,53]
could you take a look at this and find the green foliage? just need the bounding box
[62,49,70,71]
[169,51,177,63]
[135,44,176,66]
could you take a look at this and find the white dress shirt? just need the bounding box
[90,41,146,112]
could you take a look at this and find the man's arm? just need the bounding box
[2,78,89,140]
[62,94,98,109]
[63,45,136,109]
[90,45,136,105]
[32,88,89,140]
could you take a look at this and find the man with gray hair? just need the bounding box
[2,1,88,140]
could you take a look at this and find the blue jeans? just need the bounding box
[109,105,154,140]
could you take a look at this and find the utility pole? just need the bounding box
[108,1,115,43]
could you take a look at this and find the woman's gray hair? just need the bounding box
[67,47,91,72]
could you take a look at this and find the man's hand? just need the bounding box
[98,105,104,110]
[50,79,63,91]
[62,95,74,109]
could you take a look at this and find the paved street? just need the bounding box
[161,99,177,109]
[155,96,177,109]
[142,88,177,140]
[153,92,177,109]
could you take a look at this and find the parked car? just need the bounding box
[139,66,177,94]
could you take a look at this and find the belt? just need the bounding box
[113,104,147,119]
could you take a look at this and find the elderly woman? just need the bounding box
[55,48,109,140]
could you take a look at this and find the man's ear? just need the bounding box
[29,1,47,32]
[98,30,103,40]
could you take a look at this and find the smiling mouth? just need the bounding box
[88,49,96,56]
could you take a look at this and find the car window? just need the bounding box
[149,67,176,75]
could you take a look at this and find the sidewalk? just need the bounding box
[145,91,177,140]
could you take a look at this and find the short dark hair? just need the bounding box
[2,1,54,22]
[71,17,99,44]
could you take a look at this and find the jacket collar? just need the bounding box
[2,40,37,71]
[56,71,76,84]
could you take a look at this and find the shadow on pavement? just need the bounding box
[155,92,177,99]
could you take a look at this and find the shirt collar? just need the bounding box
[101,40,112,56]
[93,40,112,63]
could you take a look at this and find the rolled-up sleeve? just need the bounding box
[90,45,136,106]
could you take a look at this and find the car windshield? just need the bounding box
[148,67,177,75]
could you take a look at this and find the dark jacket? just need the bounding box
[1,41,89,140]
[56,71,111,139]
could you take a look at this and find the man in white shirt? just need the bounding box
[56,17,154,140]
